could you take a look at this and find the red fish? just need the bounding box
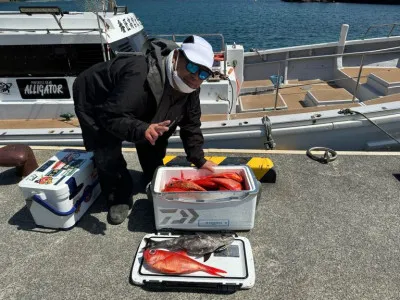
[143,248,226,276]
[192,178,219,190]
[209,178,242,191]
[207,172,243,183]
[165,180,206,191]
[162,187,188,192]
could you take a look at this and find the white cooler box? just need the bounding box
[151,165,260,231]
[18,149,101,229]
[131,233,256,293]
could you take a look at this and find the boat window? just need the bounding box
[0,44,105,77]
[109,30,148,54]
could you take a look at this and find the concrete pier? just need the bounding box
[1,147,400,299]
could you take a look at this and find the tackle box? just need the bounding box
[150,165,261,231]
[18,149,101,229]
[131,232,255,293]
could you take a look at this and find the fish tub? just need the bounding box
[18,149,101,229]
[131,233,255,293]
[151,165,260,231]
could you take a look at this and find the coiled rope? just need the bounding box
[306,147,338,164]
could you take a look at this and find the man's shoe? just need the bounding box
[107,204,130,225]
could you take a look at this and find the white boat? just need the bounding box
[0,4,399,151]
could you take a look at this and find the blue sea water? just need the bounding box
[1,0,399,51]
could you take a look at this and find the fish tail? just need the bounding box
[202,265,227,277]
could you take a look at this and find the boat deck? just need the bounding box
[2,148,400,299]
[341,67,400,84]
[279,83,353,106]
[0,119,79,130]
[228,66,400,120]
[241,79,273,89]
[240,93,287,111]
[0,67,399,127]
[364,93,400,105]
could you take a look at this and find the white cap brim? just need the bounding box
[181,36,214,72]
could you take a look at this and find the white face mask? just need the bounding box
[166,50,196,94]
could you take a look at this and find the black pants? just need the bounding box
[93,135,167,206]
[93,137,133,206]
[135,137,168,184]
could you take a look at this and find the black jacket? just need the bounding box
[72,39,206,168]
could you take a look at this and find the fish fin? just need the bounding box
[142,238,152,251]
[214,245,228,252]
[143,238,157,249]
[203,253,212,262]
[203,265,227,277]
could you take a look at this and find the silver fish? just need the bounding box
[145,233,235,262]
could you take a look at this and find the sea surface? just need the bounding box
[1,0,399,51]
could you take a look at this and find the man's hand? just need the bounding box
[200,160,217,173]
[145,120,171,145]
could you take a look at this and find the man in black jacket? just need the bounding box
[73,35,217,225]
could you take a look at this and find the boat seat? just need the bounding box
[239,93,287,112]
[200,114,228,122]
[277,82,340,109]
[340,67,399,84]
[240,79,274,94]
[241,79,273,89]
[304,88,357,106]
[0,144,38,177]
[364,93,400,105]
[338,68,400,100]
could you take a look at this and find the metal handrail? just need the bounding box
[0,28,103,33]
[362,23,400,40]
[247,45,400,66]
[352,54,365,103]
[262,45,400,110]
[0,12,33,15]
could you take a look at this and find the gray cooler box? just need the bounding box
[150,165,260,231]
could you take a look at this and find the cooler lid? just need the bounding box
[18,149,93,190]
[130,233,255,293]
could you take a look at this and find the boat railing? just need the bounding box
[249,45,400,110]
[0,28,103,33]
[362,23,400,40]
[250,45,400,66]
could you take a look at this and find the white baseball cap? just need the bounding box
[181,35,214,72]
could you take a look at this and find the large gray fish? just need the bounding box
[145,233,235,262]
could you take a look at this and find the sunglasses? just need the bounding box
[186,61,212,80]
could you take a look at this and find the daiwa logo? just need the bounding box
[0,82,12,94]
[159,208,199,225]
